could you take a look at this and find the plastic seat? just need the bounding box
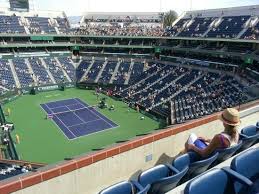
[138,164,188,194]
[173,151,218,181]
[184,168,253,194]
[239,126,259,151]
[99,180,150,194]
[231,148,259,194]
[213,141,242,165]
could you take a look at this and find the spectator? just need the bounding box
[15,134,20,144]
[185,108,240,157]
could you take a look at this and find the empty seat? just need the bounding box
[173,151,218,181]
[138,164,188,194]
[239,126,259,151]
[99,180,150,194]
[184,168,253,194]
[231,148,259,194]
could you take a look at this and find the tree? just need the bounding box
[163,10,178,28]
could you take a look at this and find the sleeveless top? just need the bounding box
[219,132,238,148]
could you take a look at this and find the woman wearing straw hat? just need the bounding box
[185,108,240,158]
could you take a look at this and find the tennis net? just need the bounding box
[49,106,96,117]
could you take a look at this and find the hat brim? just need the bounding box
[219,113,241,126]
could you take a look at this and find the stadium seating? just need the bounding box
[230,148,259,194]
[86,60,105,83]
[0,59,16,90]
[13,58,34,88]
[55,17,70,33]
[138,164,188,194]
[178,17,215,37]
[128,62,144,84]
[115,61,250,124]
[26,16,56,34]
[212,141,242,165]
[98,61,117,84]
[57,57,76,81]
[173,151,218,181]
[29,57,53,85]
[0,15,26,34]
[78,59,146,85]
[113,62,131,85]
[0,163,33,181]
[184,168,253,194]
[206,16,250,38]
[99,180,150,194]
[239,125,259,151]
[76,59,92,81]
[241,22,259,40]
[43,58,66,83]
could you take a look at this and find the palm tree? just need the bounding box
[163,10,178,28]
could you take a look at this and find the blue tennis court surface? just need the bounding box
[40,98,118,140]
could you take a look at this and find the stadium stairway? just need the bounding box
[117,63,163,95]
[138,73,187,103]
[39,58,56,84]
[95,60,108,83]
[129,65,172,97]
[79,60,95,82]
[149,73,204,110]
[54,57,72,82]
[109,60,122,84]
[24,58,38,85]
[124,60,135,85]
[8,59,21,89]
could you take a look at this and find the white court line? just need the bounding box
[65,105,86,124]
[39,104,72,141]
[46,102,78,109]
[45,103,77,138]
[40,99,119,141]
[74,98,115,128]
[50,102,82,110]
[67,118,102,128]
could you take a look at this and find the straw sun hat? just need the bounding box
[219,108,241,126]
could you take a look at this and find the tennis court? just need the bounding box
[40,98,118,139]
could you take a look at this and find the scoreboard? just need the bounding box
[9,0,29,11]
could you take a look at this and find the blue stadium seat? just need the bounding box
[230,148,259,194]
[173,151,218,180]
[184,168,253,194]
[212,141,242,165]
[239,126,259,151]
[138,164,188,194]
[99,180,150,194]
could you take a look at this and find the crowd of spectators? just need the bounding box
[72,24,165,37]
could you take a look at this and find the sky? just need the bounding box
[0,0,259,16]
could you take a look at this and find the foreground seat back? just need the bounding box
[187,152,218,178]
[230,148,259,193]
[99,181,134,194]
[138,164,188,194]
[173,152,218,180]
[231,148,259,191]
[239,126,259,151]
[184,169,234,194]
[99,180,150,194]
[214,141,242,163]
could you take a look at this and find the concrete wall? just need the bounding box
[8,109,258,194]
[0,102,259,194]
